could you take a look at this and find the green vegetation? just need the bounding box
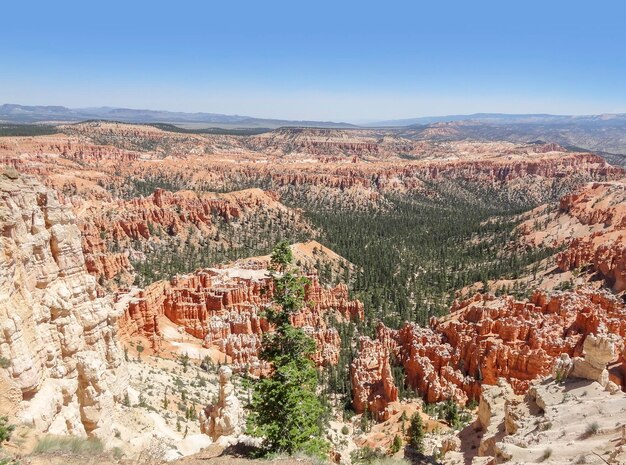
[247,242,329,457]
[32,436,104,455]
[149,123,270,136]
[297,183,558,330]
[129,205,308,287]
[0,417,14,445]
[423,399,473,430]
[350,447,388,465]
[389,435,403,454]
[0,123,59,137]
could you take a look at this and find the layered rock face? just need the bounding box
[5,123,622,214]
[117,259,363,372]
[358,288,625,418]
[0,172,127,437]
[444,342,626,465]
[350,337,399,420]
[461,378,626,465]
[246,127,428,159]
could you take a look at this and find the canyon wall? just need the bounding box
[77,186,308,284]
[555,181,626,292]
[0,171,128,438]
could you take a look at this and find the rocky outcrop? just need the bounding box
[350,337,398,420]
[117,262,363,372]
[377,323,478,405]
[476,380,517,457]
[444,369,626,465]
[360,287,626,412]
[553,333,620,387]
[199,366,243,441]
[0,172,128,438]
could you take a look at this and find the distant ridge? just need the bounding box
[0,104,357,129]
[366,112,626,127]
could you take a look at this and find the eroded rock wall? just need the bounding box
[0,172,128,437]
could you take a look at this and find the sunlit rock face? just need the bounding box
[0,172,128,438]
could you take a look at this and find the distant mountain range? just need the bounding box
[366,112,626,127]
[0,104,356,129]
[3,104,626,164]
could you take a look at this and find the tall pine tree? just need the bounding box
[247,242,329,457]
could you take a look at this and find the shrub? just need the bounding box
[0,417,14,445]
[541,448,552,461]
[389,435,402,454]
[341,425,349,435]
[585,422,599,436]
[351,447,386,465]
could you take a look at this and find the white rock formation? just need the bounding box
[0,173,128,438]
[553,333,618,387]
[199,365,243,441]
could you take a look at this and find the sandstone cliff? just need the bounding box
[0,171,128,438]
[350,337,399,420]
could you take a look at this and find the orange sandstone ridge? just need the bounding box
[351,287,626,419]
[519,179,626,292]
[2,126,622,206]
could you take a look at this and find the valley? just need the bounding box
[1,122,625,465]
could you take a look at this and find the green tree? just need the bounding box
[389,435,402,454]
[180,353,190,372]
[247,241,329,457]
[408,412,424,453]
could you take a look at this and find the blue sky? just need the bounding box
[1,0,625,122]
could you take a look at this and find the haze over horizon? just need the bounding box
[2,0,625,122]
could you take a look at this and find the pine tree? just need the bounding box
[247,241,329,458]
[408,412,424,453]
[389,435,402,454]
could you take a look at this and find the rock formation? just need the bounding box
[553,333,620,387]
[360,287,625,414]
[350,337,398,420]
[77,187,312,285]
[520,180,626,292]
[555,182,626,292]
[0,172,128,438]
[199,366,243,441]
[117,253,363,372]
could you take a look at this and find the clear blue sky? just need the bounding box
[1,0,625,122]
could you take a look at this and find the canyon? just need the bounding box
[1,122,625,464]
